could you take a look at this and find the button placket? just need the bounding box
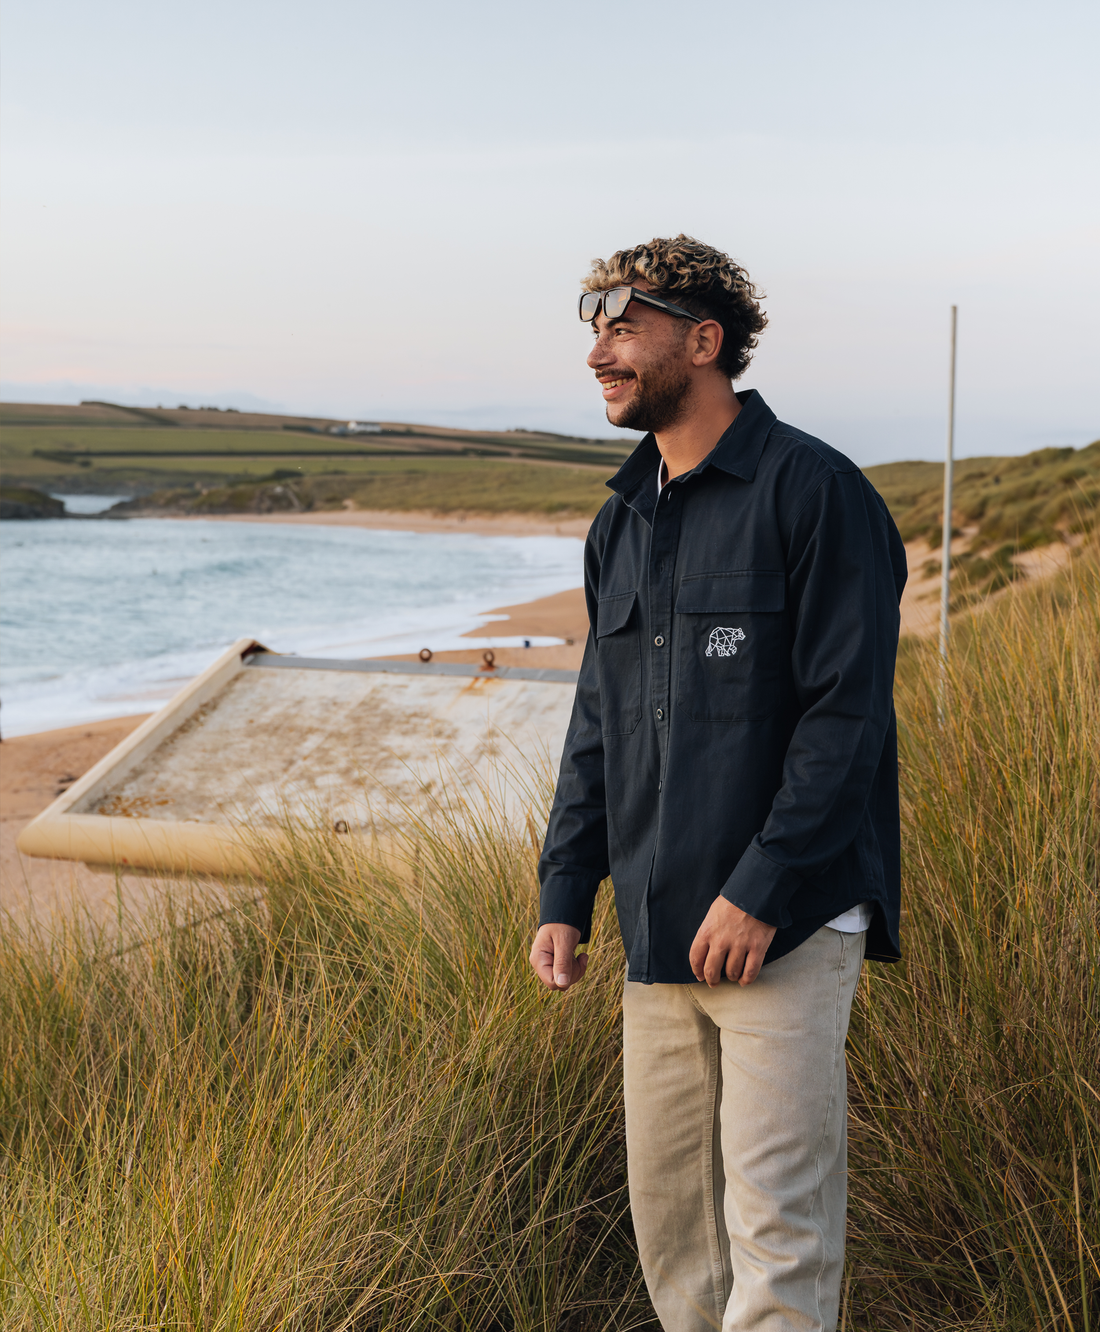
[648,483,680,755]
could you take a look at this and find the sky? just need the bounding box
[2,0,1097,465]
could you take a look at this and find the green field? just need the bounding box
[2,401,1097,544]
[0,402,634,520]
[174,460,619,518]
[2,550,1097,1328]
[0,402,633,498]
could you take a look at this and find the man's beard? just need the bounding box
[608,363,692,433]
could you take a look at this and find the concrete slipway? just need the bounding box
[16,640,579,876]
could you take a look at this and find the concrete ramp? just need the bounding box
[16,640,579,875]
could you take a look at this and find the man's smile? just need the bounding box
[597,372,635,399]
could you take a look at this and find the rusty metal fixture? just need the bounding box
[419,648,433,662]
[481,649,496,670]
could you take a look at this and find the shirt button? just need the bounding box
[654,635,665,647]
[656,707,664,720]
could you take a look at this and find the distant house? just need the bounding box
[328,421,383,436]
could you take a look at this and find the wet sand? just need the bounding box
[162,507,593,540]
[384,586,589,671]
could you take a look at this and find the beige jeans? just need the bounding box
[622,926,865,1332]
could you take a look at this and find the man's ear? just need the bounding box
[690,319,725,370]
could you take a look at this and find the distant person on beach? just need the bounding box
[530,234,907,1331]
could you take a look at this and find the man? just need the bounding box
[530,235,906,1331]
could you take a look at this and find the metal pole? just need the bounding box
[938,305,957,721]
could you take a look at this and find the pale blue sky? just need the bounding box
[2,0,1097,463]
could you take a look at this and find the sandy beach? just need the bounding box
[162,507,594,541]
[1,714,163,930]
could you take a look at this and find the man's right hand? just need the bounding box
[529,923,588,991]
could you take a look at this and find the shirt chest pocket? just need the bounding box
[596,590,642,736]
[675,571,788,722]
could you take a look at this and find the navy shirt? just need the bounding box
[539,390,907,983]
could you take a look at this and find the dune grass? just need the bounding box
[2,553,1098,1329]
[864,440,1100,550]
[843,550,1100,1327]
[1,802,646,1330]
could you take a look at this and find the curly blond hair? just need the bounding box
[582,234,767,380]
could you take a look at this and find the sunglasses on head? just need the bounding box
[579,286,704,325]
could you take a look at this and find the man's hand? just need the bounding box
[689,896,777,988]
[530,923,588,991]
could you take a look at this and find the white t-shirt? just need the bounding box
[656,459,869,935]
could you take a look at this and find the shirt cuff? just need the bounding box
[538,873,599,942]
[720,843,802,928]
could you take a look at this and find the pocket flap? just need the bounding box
[596,590,637,636]
[675,570,785,614]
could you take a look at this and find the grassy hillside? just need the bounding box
[3,401,1097,540]
[866,441,1100,606]
[2,550,1097,1328]
[0,402,633,506]
[115,460,621,519]
[865,441,1100,547]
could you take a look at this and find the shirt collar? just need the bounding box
[606,389,778,518]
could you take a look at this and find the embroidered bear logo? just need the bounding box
[705,626,746,658]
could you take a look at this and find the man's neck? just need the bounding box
[655,379,741,481]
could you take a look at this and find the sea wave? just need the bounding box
[0,517,584,736]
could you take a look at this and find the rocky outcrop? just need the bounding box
[0,487,66,519]
[109,479,310,516]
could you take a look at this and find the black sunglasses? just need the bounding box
[579,285,703,325]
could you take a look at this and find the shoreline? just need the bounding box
[1,525,1045,792]
[124,507,594,540]
[2,528,982,756]
[0,583,590,813]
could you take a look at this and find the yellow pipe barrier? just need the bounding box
[15,813,276,877]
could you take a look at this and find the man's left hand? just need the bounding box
[689,896,777,987]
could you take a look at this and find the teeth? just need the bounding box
[602,379,627,388]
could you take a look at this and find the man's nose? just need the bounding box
[587,332,612,369]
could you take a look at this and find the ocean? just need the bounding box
[0,502,585,737]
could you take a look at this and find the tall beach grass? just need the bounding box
[2,551,1097,1329]
[844,548,1099,1327]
